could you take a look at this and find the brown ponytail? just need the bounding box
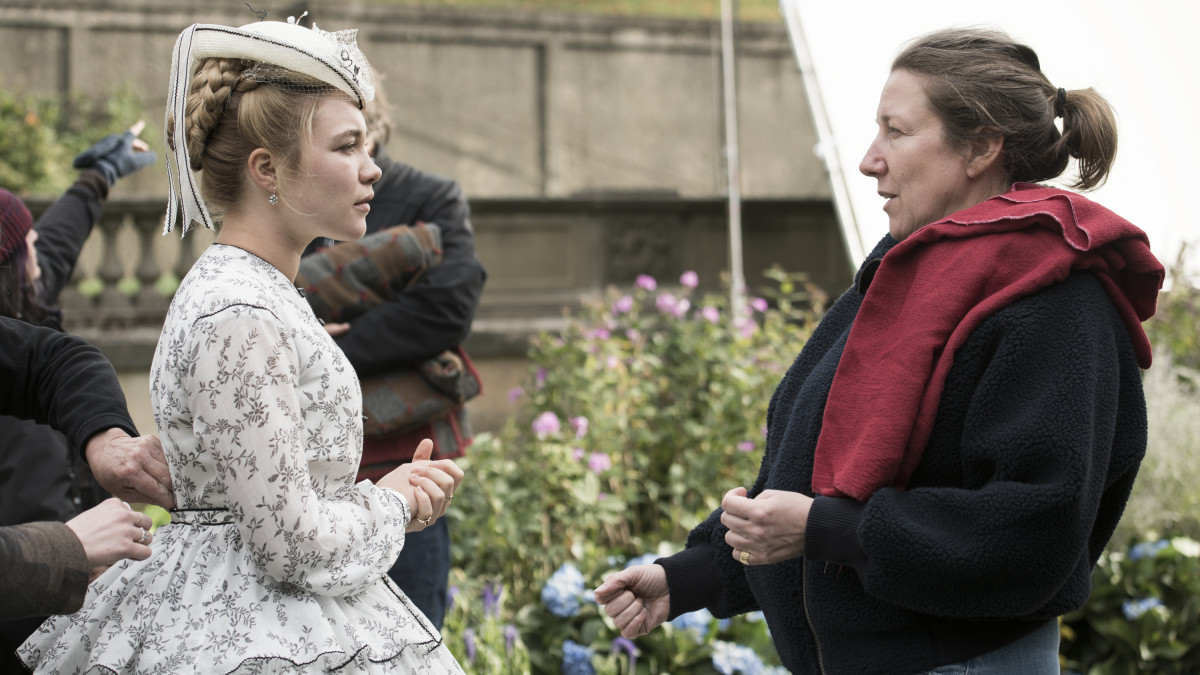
[893,28,1118,191]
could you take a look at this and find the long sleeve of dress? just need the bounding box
[0,521,90,619]
[185,304,411,596]
[0,315,136,453]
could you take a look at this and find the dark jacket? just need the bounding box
[0,315,137,620]
[660,234,1147,675]
[0,522,90,620]
[309,147,487,474]
[331,147,486,370]
[0,171,110,528]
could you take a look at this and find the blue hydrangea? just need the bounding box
[562,640,596,675]
[1122,596,1164,620]
[1128,539,1170,561]
[542,563,587,618]
[671,608,714,642]
[712,640,767,675]
[624,552,659,569]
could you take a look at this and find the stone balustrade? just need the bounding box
[25,195,848,432]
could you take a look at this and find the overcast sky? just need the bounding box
[780,0,1199,281]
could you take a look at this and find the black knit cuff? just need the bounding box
[73,169,110,202]
[656,544,723,620]
[806,495,868,569]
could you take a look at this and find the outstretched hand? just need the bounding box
[595,564,671,639]
[73,120,156,186]
[720,487,813,567]
[85,428,175,509]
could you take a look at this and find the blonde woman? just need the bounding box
[21,18,465,673]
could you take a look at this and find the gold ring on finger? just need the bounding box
[739,550,751,566]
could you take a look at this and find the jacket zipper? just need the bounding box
[801,558,828,675]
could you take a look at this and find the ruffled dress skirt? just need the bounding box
[18,514,464,674]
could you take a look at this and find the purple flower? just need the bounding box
[702,306,720,323]
[572,447,586,461]
[483,582,501,617]
[447,586,459,610]
[532,411,561,438]
[571,416,589,439]
[613,295,634,314]
[588,452,612,474]
[625,328,642,343]
[733,316,757,339]
[751,297,769,313]
[636,274,657,291]
[656,293,678,315]
[762,425,769,439]
[606,354,620,369]
[507,386,524,402]
[586,328,611,340]
[680,270,699,288]
[464,627,477,663]
[737,440,755,452]
[504,624,519,654]
[610,636,639,672]
[598,492,608,500]
[535,367,547,388]
[673,298,691,318]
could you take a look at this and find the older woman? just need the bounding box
[596,28,1164,675]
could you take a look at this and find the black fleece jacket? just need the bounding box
[659,234,1147,675]
[322,147,486,371]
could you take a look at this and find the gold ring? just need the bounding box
[739,550,750,566]
[447,493,454,504]
[417,515,432,526]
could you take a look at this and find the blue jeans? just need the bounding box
[918,619,1060,675]
[388,517,451,629]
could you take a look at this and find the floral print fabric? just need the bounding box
[20,245,463,673]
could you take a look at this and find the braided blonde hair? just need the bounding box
[167,57,341,216]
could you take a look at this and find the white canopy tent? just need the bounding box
[779,0,1199,283]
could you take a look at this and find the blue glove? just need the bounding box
[73,130,157,186]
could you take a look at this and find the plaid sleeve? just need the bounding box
[0,522,90,619]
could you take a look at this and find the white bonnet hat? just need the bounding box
[164,17,375,235]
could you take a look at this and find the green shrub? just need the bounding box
[1061,536,1200,675]
[448,268,825,673]
[0,86,145,196]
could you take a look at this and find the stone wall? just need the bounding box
[0,0,830,201]
[3,2,850,435]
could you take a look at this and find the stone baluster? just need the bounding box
[133,209,168,311]
[58,254,95,314]
[96,211,132,322]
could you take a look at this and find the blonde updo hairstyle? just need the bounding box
[893,28,1118,191]
[170,57,342,217]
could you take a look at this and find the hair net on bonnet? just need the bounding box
[0,189,33,265]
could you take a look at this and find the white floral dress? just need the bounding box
[20,244,464,674]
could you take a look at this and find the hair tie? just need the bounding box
[1054,87,1067,119]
